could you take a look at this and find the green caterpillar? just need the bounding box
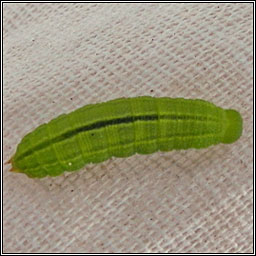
[8,96,243,178]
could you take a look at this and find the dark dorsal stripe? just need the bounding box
[16,114,212,161]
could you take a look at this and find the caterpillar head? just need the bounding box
[222,109,243,144]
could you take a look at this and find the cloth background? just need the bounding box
[3,3,253,253]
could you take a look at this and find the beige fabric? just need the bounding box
[3,3,253,253]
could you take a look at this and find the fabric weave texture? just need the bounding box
[3,3,253,253]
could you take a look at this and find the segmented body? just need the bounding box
[10,96,242,178]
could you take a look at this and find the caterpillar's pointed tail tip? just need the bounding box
[5,158,12,165]
[9,167,21,173]
[5,157,20,173]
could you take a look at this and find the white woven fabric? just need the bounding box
[3,3,253,253]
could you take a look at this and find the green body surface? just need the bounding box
[10,96,243,178]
